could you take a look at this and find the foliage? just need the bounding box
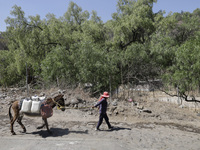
[1,1,200,99]
[0,50,21,86]
[167,32,200,94]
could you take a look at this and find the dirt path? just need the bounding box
[1,88,200,150]
[1,107,200,150]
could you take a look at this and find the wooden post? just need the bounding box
[57,76,59,88]
[109,74,112,101]
[26,63,29,97]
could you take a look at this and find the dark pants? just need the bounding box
[97,113,111,129]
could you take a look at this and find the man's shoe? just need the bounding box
[95,128,100,131]
[109,126,114,130]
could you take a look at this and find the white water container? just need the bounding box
[31,95,39,101]
[21,100,32,113]
[39,96,46,101]
[31,101,42,114]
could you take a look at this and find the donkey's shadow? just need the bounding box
[29,128,88,138]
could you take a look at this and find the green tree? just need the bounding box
[0,50,20,86]
[2,0,200,102]
[4,5,46,84]
[151,9,200,101]
[165,32,200,101]
[106,0,157,86]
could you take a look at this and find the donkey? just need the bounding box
[8,94,65,135]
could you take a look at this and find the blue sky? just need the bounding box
[0,0,199,32]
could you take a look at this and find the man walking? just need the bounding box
[92,91,113,131]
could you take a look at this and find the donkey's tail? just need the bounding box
[9,104,13,121]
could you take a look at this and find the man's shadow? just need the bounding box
[28,128,88,138]
[108,126,131,132]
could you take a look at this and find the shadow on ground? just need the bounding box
[98,126,131,132]
[29,128,88,138]
[111,126,131,131]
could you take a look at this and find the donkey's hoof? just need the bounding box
[22,130,26,133]
[23,128,27,133]
[11,132,16,135]
[37,125,44,129]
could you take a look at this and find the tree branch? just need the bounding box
[150,82,200,103]
[24,22,43,31]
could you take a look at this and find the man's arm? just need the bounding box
[93,98,104,108]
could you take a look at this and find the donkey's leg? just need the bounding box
[10,112,18,135]
[17,114,26,133]
[37,118,46,129]
[43,118,52,134]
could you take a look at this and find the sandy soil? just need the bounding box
[1,88,200,150]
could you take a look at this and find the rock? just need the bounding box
[110,106,117,112]
[112,99,118,106]
[39,92,45,97]
[0,94,4,99]
[115,111,119,115]
[78,103,85,108]
[70,98,79,105]
[65,100,71,106]
[119,108,125,112]
[88,111,93,115]
[132,102,137,106]
[74,104,78,108]
[0,101,7,105]
[62,90,66,94]
[58,89,67,94]
[137,103,144,110]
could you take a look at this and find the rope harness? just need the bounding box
[52,98,91,110]
[52,98,111,110]
[52,98,63,109]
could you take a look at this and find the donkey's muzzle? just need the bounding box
[61,107,65,111]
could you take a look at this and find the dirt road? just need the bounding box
[1,88,200,150]
[1,107,200,150]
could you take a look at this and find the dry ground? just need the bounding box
[1,88,200,150]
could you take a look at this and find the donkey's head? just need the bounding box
[53,94,65,111]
